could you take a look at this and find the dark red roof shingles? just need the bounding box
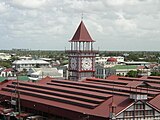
[70,21,94,42]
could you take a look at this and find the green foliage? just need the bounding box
[0,61,11,68]
[126,70,139,77]
[61,60,68,65]
[11,56,19,62]
[99,51,160,62]
[150,72,160,76]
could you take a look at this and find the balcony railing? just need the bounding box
[65,50,99,54]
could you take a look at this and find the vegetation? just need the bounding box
[0,49,160,62]
[99,51,160,62]
[0,61,11,68]
[126,70,139,78]
[150,72,160,76]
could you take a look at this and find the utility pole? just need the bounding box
[17,74,21,118]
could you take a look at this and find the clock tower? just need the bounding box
[66,21,98,81]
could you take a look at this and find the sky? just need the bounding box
[0,0,160,51]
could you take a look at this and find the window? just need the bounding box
[145,110,153,116]
[135,104,144,110]
[124,111,133,117]
[135,111,144,116]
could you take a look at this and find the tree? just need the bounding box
[0,61,11,68]
[150,72,160,76]
[126,70,139,77]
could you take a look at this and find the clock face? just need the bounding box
[82,58,92,70]
[70,58,77,70]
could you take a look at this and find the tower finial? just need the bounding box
[81,12,84,21]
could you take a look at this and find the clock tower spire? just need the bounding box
[66,21,98,81]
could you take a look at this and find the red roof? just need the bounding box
[149,94,160,110]
[1,76,160,119]
[0,79,134,119]
[107,57,117,62]
[126,81,144,88]
[3,68,13,72]
[70,21,94,42]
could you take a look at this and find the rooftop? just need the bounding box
[12,60,49,64]
[1,75,160,119]
[70,21,94,42]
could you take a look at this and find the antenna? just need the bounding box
[81,12,84,21]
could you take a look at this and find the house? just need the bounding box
[28,67,63,81]
[12,60,50,71]
[112,65,138,76]
[19,56,32,60]
[0,53,11,60]
[106,57,118,65]
[137,65,151,76]
[96,56,124,65]
[95,64,116,79]
[95,64,138,78]
[0,68,15,77]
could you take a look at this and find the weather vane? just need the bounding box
[81,12,84,21]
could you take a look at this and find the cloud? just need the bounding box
[0,2,8,13]
[115,12,137,31]
[10,0,47,9]
[105,0,140,6]
[0,0,160,50]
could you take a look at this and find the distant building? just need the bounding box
[12,60,50,71]
[96,56,124,65]
[112,65,138,76]
[0,68,15,77]
[19,56,32,60]
[137,66,151,76]
[96,65,139,78]
[39,58,52,62]
[96,56,109,64]
[125,61,150,66]
[28,68,63,81]
[51,60,61,67]
[106,57,118,65]
[95,64,116,79]
[0,53,11,60]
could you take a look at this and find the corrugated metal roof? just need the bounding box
[1,76,160,119]
[149,94,160,110]
[126,81,144,87]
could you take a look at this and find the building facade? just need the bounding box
[12,60,50,71]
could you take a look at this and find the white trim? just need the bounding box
[116,102,134,116]
[116,100,160,117]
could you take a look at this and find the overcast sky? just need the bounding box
[0,0,160,51]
